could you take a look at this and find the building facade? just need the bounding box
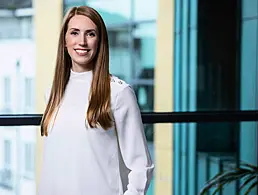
[173,0,258,194]
[0,0,257,195]
[0,1,36,195]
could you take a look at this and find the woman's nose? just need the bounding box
[79,35,87,46]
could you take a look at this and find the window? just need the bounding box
[4,140,11,168]
[24,77,33,109]
[108,29,131,81]
[0,16,32,39]
[3,77,11,107]
[133,0,157,21]
[20,16,33,39]
[23,143,35,178]
[2,140,13,189]
[86,0,131,26]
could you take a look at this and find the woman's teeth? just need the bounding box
[75,49,88,55]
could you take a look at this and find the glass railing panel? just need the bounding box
[173,121,257,195]
[0,126,36,195]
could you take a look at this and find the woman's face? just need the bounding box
[65,14,99,72]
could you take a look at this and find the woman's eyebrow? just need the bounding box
[69,28,97,33]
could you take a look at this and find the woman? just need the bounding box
[38,5,154,195]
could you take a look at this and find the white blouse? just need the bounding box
[38,69,154,195]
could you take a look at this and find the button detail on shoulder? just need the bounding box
[110,76,125,85]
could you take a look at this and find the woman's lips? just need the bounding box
[74,49,90,56]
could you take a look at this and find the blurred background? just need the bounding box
[0,0,257,194]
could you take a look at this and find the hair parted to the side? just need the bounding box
[40,6,113,136]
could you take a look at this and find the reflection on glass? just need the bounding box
[131,22,155,145]
[0,3,36,195]
[133,0,157,21]
[133,22,156,76]
[87,0,131,25]
[0,127,36,195]
[241,19,258,111]
[108,28,132,81]
[0,41,35,115]
[174,121,257,195]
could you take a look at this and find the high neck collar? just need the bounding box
[69,69,93,82]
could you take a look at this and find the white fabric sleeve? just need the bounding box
[113,86,154,195]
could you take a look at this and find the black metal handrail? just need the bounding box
[0,110,258,126]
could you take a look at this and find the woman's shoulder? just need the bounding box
[110,75,131,95]
[110,75,138,109]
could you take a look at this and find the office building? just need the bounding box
[0,0,257,194]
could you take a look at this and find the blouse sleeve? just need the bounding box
[113,86,154,195]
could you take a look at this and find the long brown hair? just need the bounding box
[40,6,112,136]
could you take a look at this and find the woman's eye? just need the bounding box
[87,32,95,37]
[71,31,78,35]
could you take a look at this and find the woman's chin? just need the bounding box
[72,59,93,69]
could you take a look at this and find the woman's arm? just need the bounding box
[113,85,154,195]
